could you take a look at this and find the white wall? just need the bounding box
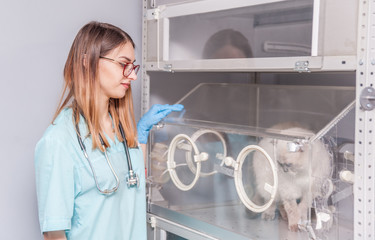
[0,1,142,239]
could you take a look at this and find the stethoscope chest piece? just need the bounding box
[127,170,140,188]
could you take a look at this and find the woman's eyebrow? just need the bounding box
[119,56,135,63]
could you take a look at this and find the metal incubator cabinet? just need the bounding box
[141,0,371,239]
[147,83,355,240]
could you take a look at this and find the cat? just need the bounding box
[252,124,333,232]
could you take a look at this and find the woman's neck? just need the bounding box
[98,97,110,123]
[98,97,115,140]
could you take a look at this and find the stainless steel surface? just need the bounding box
[149,204,353,240]
[147,213,220,240]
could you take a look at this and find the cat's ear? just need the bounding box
[287,141,304,152]
[298,142,308,152]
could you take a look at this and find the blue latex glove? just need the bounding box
[137,104,184,144]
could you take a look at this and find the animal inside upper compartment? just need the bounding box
[252,125,334,232]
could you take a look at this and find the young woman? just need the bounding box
[35,21,183,240]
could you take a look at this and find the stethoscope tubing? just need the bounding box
[118,122,133,172]
[74,116,138,194]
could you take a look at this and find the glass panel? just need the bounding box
[165,83,355,135]
[318,0,357,56]
[147,0,358,62]
[148,83,355,239]
[317,108,355,239]
[167,0,313,60]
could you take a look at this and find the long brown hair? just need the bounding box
[53,21,137,149]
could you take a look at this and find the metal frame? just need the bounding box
[145,56,356,73]
[142,0,151,116]
[354,0,375,239]
[147,213,220,240]
[146,0,291,19]
[311,0,320,56]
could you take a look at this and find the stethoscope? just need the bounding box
[75,119,139,195]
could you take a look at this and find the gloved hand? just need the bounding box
[137,104,184,144]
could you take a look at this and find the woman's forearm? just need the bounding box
[141,143,147,167]
[43,231,66,240]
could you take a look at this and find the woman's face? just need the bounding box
[97,42,137,101]
[211,44,247,59]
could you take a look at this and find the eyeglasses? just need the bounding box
[99,56,140,78]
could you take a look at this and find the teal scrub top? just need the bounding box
[35,108,147,240]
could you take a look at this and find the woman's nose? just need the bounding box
[128,70,137,81]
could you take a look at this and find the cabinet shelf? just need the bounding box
[144,55,356,73]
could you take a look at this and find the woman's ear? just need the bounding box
[82,54,87,68]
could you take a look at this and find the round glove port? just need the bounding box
[233,145,278,213]
[167,134,202,191]
[186,129,227,177]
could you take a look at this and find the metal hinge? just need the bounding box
[360,86,375,111]
[150,0,156,8]
[148,8,161,19]
[163,63,173,72]
[294,61,310,73]
[149,216,156,228]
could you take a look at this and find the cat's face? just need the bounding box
[275,140,308,175]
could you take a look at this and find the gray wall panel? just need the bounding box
[0,1,142,239]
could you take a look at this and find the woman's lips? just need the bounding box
[121,83,130,89]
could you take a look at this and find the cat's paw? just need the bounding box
[279,206,288,221]
[287,211,301,232]
[261,211,276,221]
[288,223,299,232]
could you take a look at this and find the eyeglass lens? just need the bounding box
[123,64,140,77]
